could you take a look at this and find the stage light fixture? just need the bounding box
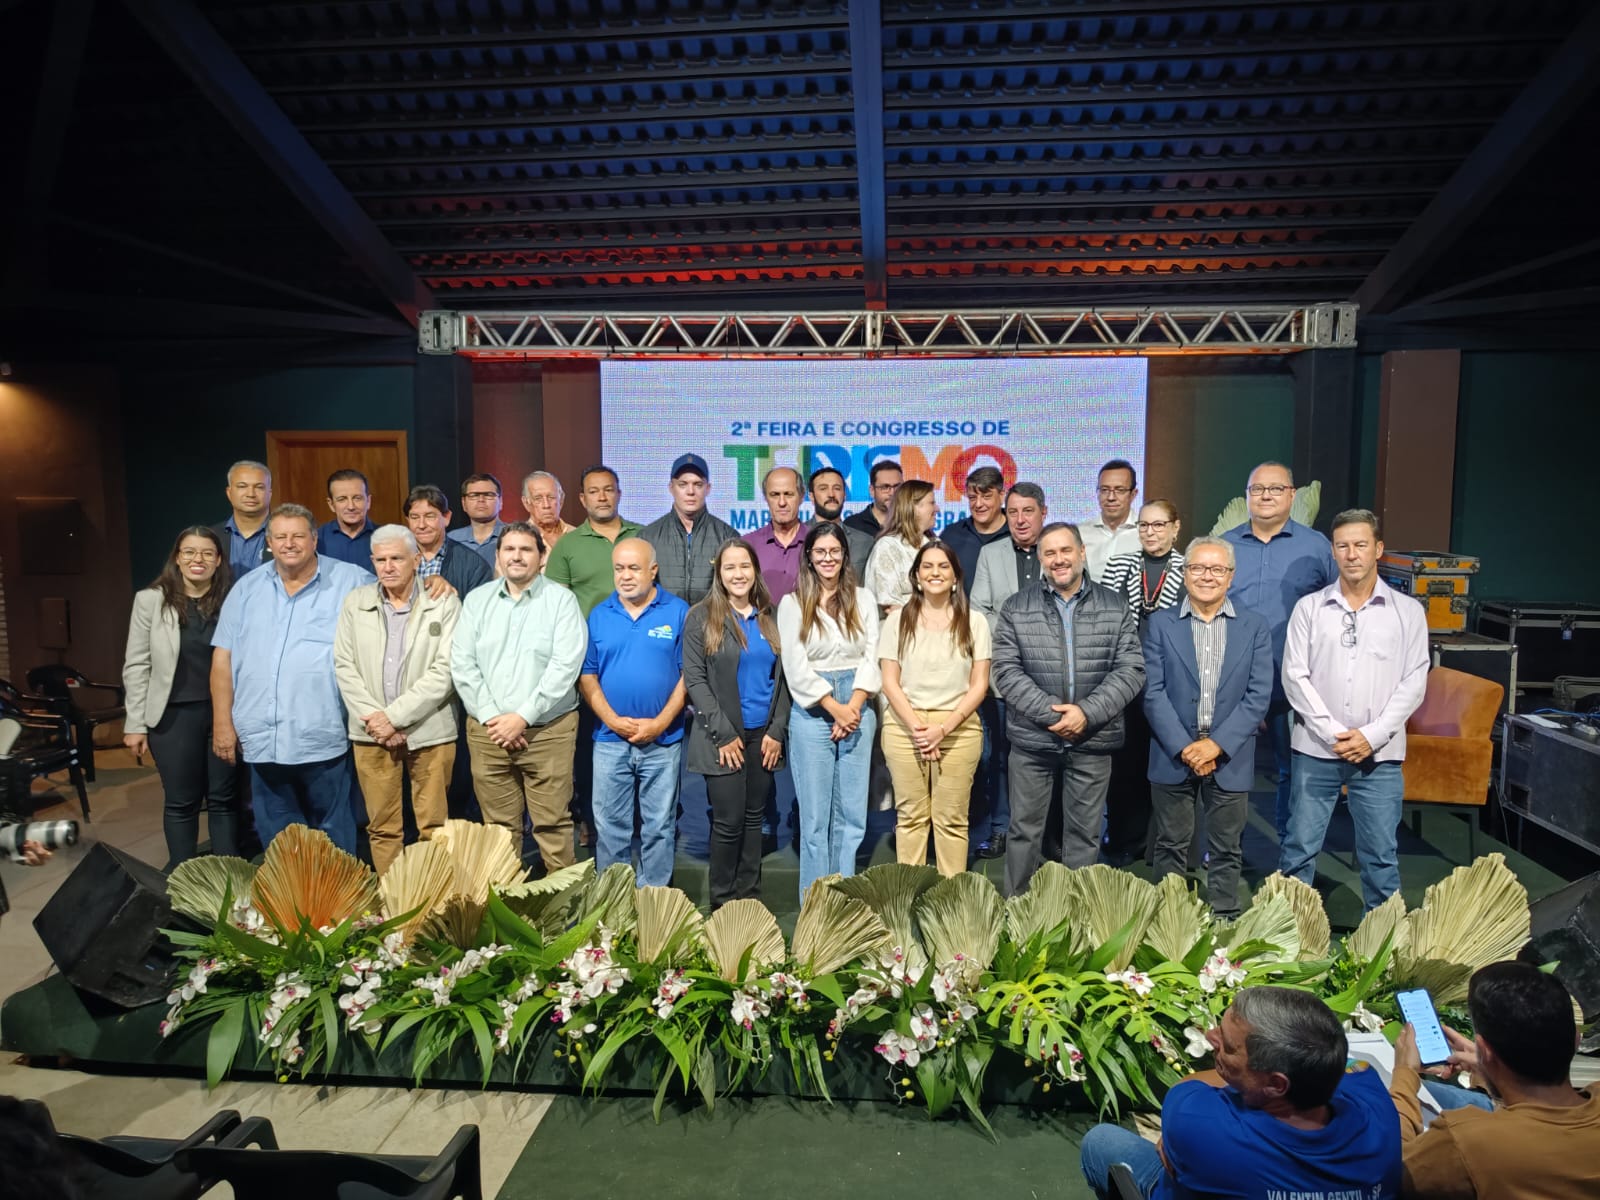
[0,361,12,377]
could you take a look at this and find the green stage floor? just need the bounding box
[499,1095,1101,1200]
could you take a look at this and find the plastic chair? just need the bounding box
[47,1103,245,1200]
[175,1117,483,1200]
[0,687,91,821]
[26,664,127,783]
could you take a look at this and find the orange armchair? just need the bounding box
[1401,666,1505,859]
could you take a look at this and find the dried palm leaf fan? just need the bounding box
[379,840,456,945]
[417,896,489,950]
[1219,893,1301,962]
[914,872,1005,982]
[1004,861,1081,949]
[1395,854,1530,1005]
[1254,873,1331,960]
[1349,892,1409,964]
[1070,865,1159,970]
[167,856,258,924]
[635,886,707,965]
[430,819,525,900]
[704,900,787,983]
[1142,874,1212,964]
[831,863,940,965]
[791,875,890,977]
[251,825,379,933]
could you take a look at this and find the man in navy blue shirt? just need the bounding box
[1221,462,1336,842]
[1080,986,1401,1199]
[214,459,273,577]
[316,469,377,566]
[578,537,689,887]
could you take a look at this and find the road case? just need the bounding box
[1429,631,1517,723]
[1502,713,1600,856]
[1475,602,1600,690]
[1380,551,1480,633]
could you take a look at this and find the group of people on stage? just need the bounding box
[121,446,1430,918]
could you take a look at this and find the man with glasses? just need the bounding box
[1142,537,1274,919]
[449,473,509,567]
[844,459,903,538]
[1279,509,1428,911]
[1079,459,1142,579]
[1222,462,1336,843]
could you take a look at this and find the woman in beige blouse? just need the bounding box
[877,539,991,875]
[864,480,938,610]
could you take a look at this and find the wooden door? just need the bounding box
[265,431,411,527]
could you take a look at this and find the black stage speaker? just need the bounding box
[1524,872,1600,1020]
[33,843,178,1008]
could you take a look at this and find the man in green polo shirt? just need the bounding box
[544,464,643,616]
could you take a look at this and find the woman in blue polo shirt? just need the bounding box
[776,522,882,899]
[683,539,791,909]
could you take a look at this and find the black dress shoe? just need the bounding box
[977,835,1006,859]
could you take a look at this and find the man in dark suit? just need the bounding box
[1142,535,1274,919]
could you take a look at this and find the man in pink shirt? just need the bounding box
[1279,508,1429,910]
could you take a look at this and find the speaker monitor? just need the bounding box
[1524,871,1600,1021]
[32,843,178,1008]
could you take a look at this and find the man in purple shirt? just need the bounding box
[1279,509,1429,911]
[1222,461,1337,842]
[743,466,807,601]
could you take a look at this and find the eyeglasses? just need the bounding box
[1097,485,1133,497]
[1137,520,1172,531]
[177,549,218,561]
[1185,563,1233,579]
[1247,484,1291,498]
[811,549,844,561]
[1341,609,1358,648]
[463,491,500,500]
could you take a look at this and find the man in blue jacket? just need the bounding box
[1142,535,1273,919]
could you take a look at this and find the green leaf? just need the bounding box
[205,999,246,1089]
[318,990,341,1072]
[462,1004,496,1086]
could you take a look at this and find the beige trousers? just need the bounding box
[881,710,983,877]
[352,741,455,876]
[466,710,578,871]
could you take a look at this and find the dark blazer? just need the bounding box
[436,538,492,598]
[682,605,792,776]
[1142,604,1273,793]
[991,579,1144,754]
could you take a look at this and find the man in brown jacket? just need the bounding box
[1391,960,1599,1198]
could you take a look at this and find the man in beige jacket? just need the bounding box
[334,524,462,873]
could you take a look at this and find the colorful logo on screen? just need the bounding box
[724,432,1017,501]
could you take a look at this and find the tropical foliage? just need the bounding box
[161,828,1532,1130]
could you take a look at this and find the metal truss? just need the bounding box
[418,304,1358,358]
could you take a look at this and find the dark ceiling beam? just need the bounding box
[29,291,414,337]
[1400,236,1600,310]
[849,0,886,308]
[1353,7,1600,315]
[1379,286,1600,323]
[51,214,386,319]
[4,0,94,297]
[129,0,433,326]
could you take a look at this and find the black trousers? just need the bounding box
[1150,777,1248,919]
[1104,703,1153,857]
[148,699,239,867]
[1004,744,1113,896]
[704,728,774,908]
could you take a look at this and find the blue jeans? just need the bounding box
[1269,704,1292,841]
[1280,752,1403,911]
[787,669,877,900]
[592,738,682,887]
[973,695,1010,843]
[249,753,357,854]
[1423,1080,1495,1115]
[1080,1124,1162,1199]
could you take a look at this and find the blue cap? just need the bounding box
[670,452,709,480]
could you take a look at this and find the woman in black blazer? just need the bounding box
[683,538,791,909]
[122,526,237,867]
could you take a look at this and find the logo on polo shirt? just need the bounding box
[647,623,675,639]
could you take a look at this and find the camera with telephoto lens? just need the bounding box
[0,819,79,861]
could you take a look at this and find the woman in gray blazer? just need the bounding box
[122,526,238,866]
[683,539,790,909]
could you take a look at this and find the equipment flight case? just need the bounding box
[1475,602,1600,692]
[1379,551,1478,632]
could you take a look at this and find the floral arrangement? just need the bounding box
[160,823,1531,1131]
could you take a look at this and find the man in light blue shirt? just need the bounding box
[452,522,587,870]
[579,538,688,887]
[1221,461,1336,841]
[211,504,374,852]
[447,472,509,568]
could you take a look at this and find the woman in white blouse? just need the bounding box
[776,521,882,897]
[864,480,937,610]
[878,540,991,876]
